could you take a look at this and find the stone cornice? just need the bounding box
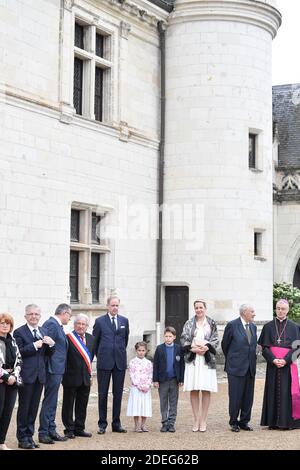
[1,85,159,150]
[168,0,281,38]
[104,0,168,29]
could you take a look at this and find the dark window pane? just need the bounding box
[96,33,104,58]
[71,209,80,242]
[70,251,79,303]
[95,67,103,121]
[249,134,256,168]
[73,58,83,115]
[254,232,262,257]
[91,253,100,303]
[92,213,101,244]
[75,22,84,49]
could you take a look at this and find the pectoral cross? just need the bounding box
[277,338,281,344]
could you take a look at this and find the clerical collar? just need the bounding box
[276,317,287,323]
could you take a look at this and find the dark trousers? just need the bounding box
[97,366,126,429]
[158,379,179,426]
[0,383,18,444]
[228,370,255,426]
[17,380,43,442]
[62,384,90,432]
[38,372,62,436]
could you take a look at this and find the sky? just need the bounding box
[272,0,300,85]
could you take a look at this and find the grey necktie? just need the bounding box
[112,316,117,332]
[245,323,251,344]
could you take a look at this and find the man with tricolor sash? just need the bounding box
[62,314,94,438]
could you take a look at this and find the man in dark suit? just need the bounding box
[14,304,55,449]
[62,314,94,438]
[93,296,129,434]
[221,304,257,432]
[38,303,71,444]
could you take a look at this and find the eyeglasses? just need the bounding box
[26,313,41,316]
[0,321,10,326]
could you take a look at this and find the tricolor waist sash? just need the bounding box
[270,346,300,420]
[67,331,92,376]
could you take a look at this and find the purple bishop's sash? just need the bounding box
[270,346,300,420]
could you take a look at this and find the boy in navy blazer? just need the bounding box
[153,327,185,432]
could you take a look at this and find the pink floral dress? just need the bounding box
[126,357,153,417]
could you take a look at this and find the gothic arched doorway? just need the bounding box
[293,259,300,289]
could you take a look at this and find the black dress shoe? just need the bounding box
[230,425,240,432]
[30,439,40,448]
[64,431,76,439]
[239,424,253,431]
[18,441,34,449]
[74,430,92,437]
[112,427,127,433]
[49,432,68,442]
[97,428,106,435]
[38,435,55,444]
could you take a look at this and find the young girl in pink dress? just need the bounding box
[127,341,153,432]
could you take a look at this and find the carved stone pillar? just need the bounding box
[59,0,75,123]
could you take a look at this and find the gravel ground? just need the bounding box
[5,363,300,451]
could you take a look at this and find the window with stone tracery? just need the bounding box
[73,19,112,122]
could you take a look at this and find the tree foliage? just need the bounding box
[273,282,300,322]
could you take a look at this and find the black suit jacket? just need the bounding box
[153,343,185,383]
[13,324,53,384]
[62,333,94,388]
[93,314,129,371]
[221,317,257,377]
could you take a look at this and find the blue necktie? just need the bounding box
[112,317,116,332]
[33,329,39,341]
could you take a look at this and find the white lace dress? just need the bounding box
[183,325,218,392]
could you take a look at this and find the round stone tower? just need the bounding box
[163,0,281,321]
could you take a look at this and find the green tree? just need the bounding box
[273,282,300,322]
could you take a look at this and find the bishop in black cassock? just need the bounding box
[258,300,300,429]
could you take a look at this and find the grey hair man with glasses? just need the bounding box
[13,304,55,449]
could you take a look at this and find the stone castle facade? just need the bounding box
[1,0,299,350]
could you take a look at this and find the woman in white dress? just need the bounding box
[126,341,152,432]
[180,300,219,432]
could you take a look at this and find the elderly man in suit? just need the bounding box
[93,296,129,434]
[14,304,55,449]
[221,304,257,432]
[62,314,94,439]
[38,303,71,444]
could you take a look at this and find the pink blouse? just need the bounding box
[128,357,153,393]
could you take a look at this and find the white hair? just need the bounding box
[25,304,40,314]
[239,304,254,316]
[73,313,89,325]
